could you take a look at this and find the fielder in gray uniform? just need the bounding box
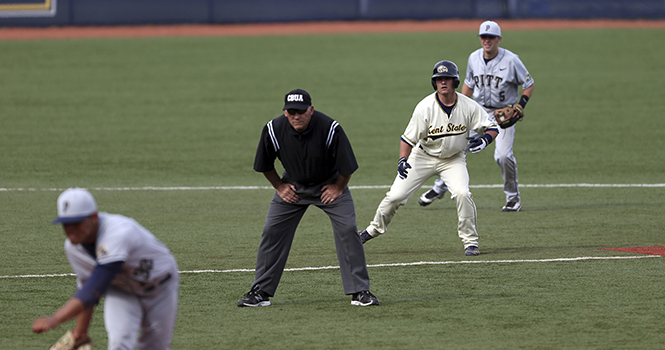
[419,20,535,212]
[32,188,179,350]
[359,60,498,256]
[237,89,379,307]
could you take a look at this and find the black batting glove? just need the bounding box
[397,157,411,179]
[466,134,492,154]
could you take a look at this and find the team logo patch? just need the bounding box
[437,66,448,73]
[96,245,109,258]
[486,24,491,31]
[63,201,69,212]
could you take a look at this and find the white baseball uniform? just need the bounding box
[64,212,179,350]
[365,91,497,248]
[433,47,534,201]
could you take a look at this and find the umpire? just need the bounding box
[237,89,379,307]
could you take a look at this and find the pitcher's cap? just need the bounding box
[479,20,501,37]
[52,188,97,224]
[283,89,312,110]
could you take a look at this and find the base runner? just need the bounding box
[359,60,498,256]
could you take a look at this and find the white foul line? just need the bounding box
[1,255,660,279]
[1,183,665,192]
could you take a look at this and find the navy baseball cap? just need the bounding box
[283,89,312,110]
[52,188,98,224]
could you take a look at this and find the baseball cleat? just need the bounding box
[358,229,374,244]
[464,246,480,256]
[237,285,271,307]
[502,200,521,212]
[351,290,380,306]
[418,188,447,206]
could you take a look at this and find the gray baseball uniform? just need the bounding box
[431,47,534,205]
[65,212,179,350]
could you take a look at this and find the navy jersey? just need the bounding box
[254,111,358,191]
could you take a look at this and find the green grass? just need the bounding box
[1,28,664,349]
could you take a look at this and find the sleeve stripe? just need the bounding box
[267,121,280,152]
[326,121,339,149]
[400,135,416,147]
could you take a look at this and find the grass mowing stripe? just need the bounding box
[3,255,659,279]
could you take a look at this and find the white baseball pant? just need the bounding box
[104,274,179,350]
[366,147,479,248]
[493,124,519,201]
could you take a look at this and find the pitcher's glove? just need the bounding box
[494,104,524,129]
[49,330,92,350]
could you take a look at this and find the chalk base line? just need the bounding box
[1,183,664,192]
[2,254,659,279]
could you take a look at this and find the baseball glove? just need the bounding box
[494,104,524,129]
[49,330,92,350]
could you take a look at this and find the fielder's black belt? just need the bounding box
[143,273,172,292]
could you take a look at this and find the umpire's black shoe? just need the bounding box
[351,290,380,306]
[237,285,271,307]
[358,229,374,244]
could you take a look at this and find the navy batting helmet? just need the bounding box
[431,60,460,90]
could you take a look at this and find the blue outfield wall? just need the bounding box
[1,0,664,27]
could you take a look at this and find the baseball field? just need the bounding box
[1,20,664,349]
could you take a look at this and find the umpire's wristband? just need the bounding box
[518,94,530,109]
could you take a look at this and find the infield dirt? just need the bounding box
[1,19,664,40]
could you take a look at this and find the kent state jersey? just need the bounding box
[464,47,534,109]
[401,92,497,159]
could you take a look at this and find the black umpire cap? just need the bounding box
[283,89,312,110]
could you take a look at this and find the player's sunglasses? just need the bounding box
[286,109,309,115]
[480,35,498,40]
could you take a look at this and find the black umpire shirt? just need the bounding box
[254,111,358,197]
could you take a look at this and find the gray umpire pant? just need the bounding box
[252,187,371,296]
